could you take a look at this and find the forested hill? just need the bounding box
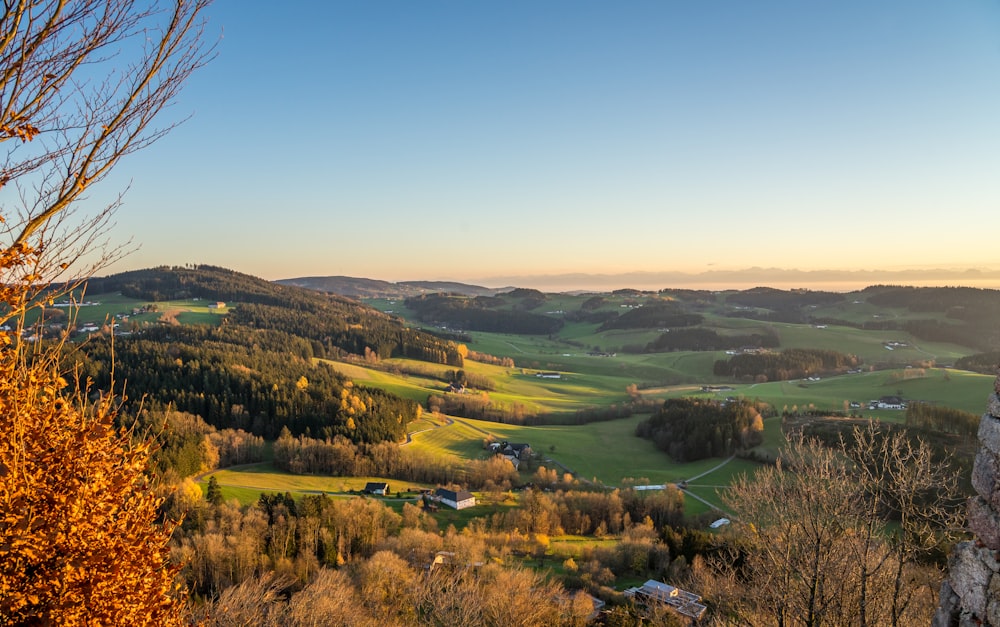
[86,265,464,365]
[275,274,499,298]
[71,266,473,443]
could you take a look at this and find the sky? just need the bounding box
[90,1,1000,291]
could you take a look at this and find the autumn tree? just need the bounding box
[0,0,213,623]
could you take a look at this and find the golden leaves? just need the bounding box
[0,122,40,142]
[0,244,185,624]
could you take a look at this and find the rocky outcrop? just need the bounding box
[933,371,1000,626]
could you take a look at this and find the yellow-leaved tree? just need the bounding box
[0,1,213,623]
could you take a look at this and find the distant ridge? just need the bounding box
[275,275,501,299]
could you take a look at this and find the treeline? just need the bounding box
[231,302,462,365]
[955,351,1000,374]
[76,325,420,442]
[426,391,661,426]
[863,285,1000,313]
[635,398,766,462]
[272,430,520,490]
[905,402,980,437]
[642,328,779,353]
[465,349,516,368]
[597,302,703,331]
[487,485,687,539]
[901,318,989,352]
[713,347,861,381]
[124,409,266,478]
[720,288,846,324]
[404,293,563,335]
[724,287,845,310]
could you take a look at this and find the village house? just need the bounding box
[434,487,476,510]
[362,482,389,496]
[501,442,531,459]
[870,395,907,410]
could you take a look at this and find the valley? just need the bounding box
[40,265,995,622]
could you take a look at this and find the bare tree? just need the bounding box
[717,429,962,626]
[0,0,214,296]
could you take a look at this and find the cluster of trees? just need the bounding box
[487,484,687,539]
[427,390,661,426]
[597,302,703,331]
[465,349,516,368]
[124,409,266,479]
[76,325,420,442]
[725,287,845,310]
[954,351,1000,374]
[904,402,980,438]
[642,327,779,353]
[272,430,520,490]
[426,391,532,425]
[405,293,563,335]
[713,347,861,381]
[636,398,766,461]
[445,368,496,391]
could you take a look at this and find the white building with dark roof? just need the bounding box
[434,487,475,510]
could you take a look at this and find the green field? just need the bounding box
[647,367,993,416]
[38,292,230,329]
[200,463,434,505]
[409,413,770,493]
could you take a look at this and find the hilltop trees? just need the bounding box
[0,0,213,622]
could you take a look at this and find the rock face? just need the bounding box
[933,371,1000,626]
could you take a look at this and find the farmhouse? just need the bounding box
[208,301,226,309]
[536,372,562,379]
[871,395,907,410]
[362,482,389,495]
[624,579,706,620]
[500,442,532,460]
[434,487,476,510]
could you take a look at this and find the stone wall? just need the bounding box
[933,374,1000,626]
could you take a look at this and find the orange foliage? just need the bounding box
[0,246,186,624]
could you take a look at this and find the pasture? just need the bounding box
[200,463,433,505]
[409,413,769,495]
[648,367,993,416]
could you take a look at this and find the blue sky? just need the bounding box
[96,1,1000,289]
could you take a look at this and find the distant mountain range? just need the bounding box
[275,276,504,298]
[276,267,1000,298]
